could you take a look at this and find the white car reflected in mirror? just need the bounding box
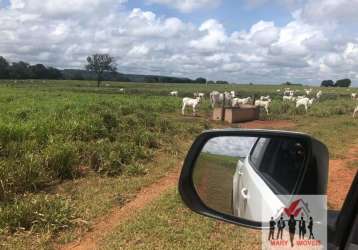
[193,136,307,223]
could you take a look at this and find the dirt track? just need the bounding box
[61,168,181,250]
[60,119,356,250]
[328,145,358,209]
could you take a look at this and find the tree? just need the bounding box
[321,80,334,87]
[29,64,48,79]
[216,80,229,84]
[335,78,351,87]
[9,61,31,79]
[46,67,62,79]
[86,54,116,87]
[0,56,10,79]
[195,77,207,84]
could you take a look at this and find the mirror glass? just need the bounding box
[192,136,307,223]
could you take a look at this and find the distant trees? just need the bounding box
[0,56,63,80]
[86,54,117,87]
[216,80,229,84]
[0,56,10,79]
[195,77,207,84]
[281,81,302,86]
[321,80,335,87]
[335,78,351,87]
[9,61,31,79]
[321,79,351,87]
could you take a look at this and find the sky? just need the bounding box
[1,0,358,85]
[202,136,257,158]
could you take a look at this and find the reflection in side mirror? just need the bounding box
[192,136,308,223]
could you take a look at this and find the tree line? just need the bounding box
[0,56,62,80]
[0,55,211,86]
[321,79,352,87]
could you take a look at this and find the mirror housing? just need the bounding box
[178,129,329,229]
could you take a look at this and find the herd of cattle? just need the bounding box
[170,88,358,117]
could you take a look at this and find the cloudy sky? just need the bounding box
[202,136,257,158]
[1,0,358,85]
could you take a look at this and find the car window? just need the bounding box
[259,138,306,194]
[249,138,270,170]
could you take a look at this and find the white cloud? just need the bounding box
[128,45,150,57]
[190,19,227,51]
[0,0,358,84]
[300,0,358,24]
[146,0,221,13]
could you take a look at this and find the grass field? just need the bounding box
[0,79,357,249]
[193,152,239,215]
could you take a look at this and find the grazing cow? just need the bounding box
[283,96,296,102]
[296,98,314,113]
[316,90,322,100]
[170,91,178,97]
[210,91,232,108]
[260,96,271,101]
[255,99,272,115]
[232,97,252,107]
[353,105,358,118]
[304,88,313,96]
[182,97,201,116]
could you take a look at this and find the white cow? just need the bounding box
[198,93,205,99]
[182,97,201,116]
[119,88,125,93]
[232,97,252,107]
[297,95,306,100]
[316,90,322,100]
[283,96,296,102]
[210,91,232,108]
[352,93,357,100]
[353,105,358,118]
[260,96,271,101]
[255,99,271,115]
[194,92,205,99]
[304,88,313,96]
[170,91,178,97]
[296,98,314,113]
[230,91,236,98]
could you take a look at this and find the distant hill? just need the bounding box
[61,69,204,84]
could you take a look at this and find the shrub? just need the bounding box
[102,113,118,131]
[0,156,49,201]
[43,143,79,180]
[124,163,147,177]
[0,194,74,233]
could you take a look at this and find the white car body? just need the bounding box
[232,138,291,222]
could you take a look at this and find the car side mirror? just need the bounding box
[178,129,329,229]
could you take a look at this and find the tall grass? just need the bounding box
[0,86,203,234]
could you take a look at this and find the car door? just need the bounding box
[236,138,284,222]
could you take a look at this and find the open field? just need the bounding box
[193,153,239,215]
[0,80,357,249]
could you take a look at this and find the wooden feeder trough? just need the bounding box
[212,105,260,123]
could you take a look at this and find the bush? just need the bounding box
[102,113,118,131]
[124,163,148,177]
[0,194,74,233]
[0,156,49,201]
[44,143,79,180]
